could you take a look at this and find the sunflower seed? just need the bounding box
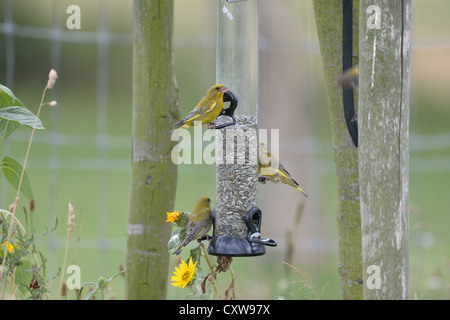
[214,115,258,238]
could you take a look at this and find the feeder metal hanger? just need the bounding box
[214,90,239,130]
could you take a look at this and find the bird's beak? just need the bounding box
[221,87,229,93]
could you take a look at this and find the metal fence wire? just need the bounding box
[0,0,134,277]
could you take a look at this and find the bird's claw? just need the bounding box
[197,235,212,243]
[258,176,268,184]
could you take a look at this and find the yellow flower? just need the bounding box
[171,257,197,289]
[1,241,15,253]
[166,210,181,223]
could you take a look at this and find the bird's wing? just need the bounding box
[172,109,198,129]
[175,101,218,129]
[187,222,207,242]
[277,164,299,186]
[175,108,201,126]
[188,101,218,122]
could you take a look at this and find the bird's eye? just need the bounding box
[216,86,220,91]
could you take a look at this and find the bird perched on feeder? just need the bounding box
[337,64,359,122]
[258,141,308,197]
[174,196,213,255]
[167,84,229,135]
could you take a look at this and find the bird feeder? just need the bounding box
[208,0,276,257]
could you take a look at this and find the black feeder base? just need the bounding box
[207,207,277,257]
[208,235,266,257]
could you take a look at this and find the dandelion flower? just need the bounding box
[2,241,15,253]
[166,210,181,223]
[171,257,197,289]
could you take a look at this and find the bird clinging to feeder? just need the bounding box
[174,196,213,255]
[258,141,308,197]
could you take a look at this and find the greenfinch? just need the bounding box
[337,65,359,90]
[168,84,229,134]
[337,65,359,122]
[258,141,308,197]
[174,196,213,255]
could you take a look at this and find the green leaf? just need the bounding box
[0,156,34,200]
[173,211,189,228]
[84,285,100,300]
[168,227,186,254]
[105,268,126,283]
[0,120,20,142]
[0,84,16,108]
[0,84,25,108]
[0,106,44,130]
[15,260,33,296]
[189,246,202,264]
[0,84,30,141]
[76,287,85,300]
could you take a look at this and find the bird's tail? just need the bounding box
[295,185,309,198]
[166,120,188,136]
[277,169,309,198]
[174,243,186,255]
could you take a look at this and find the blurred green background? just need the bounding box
[0,0,449,299]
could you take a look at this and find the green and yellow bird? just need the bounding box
[168,84,229,135]
[174,196,213,255]
[337,65,359,122]
[337,64,359,90]
[258,141,308,197]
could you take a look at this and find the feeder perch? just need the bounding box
[209,206,276,257]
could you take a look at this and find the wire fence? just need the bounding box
[0,0,131,277]
[1,0,449,263]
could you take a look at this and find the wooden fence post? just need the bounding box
[313,0,363,299]
[126,0,179,299]
[359,0,411,299]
